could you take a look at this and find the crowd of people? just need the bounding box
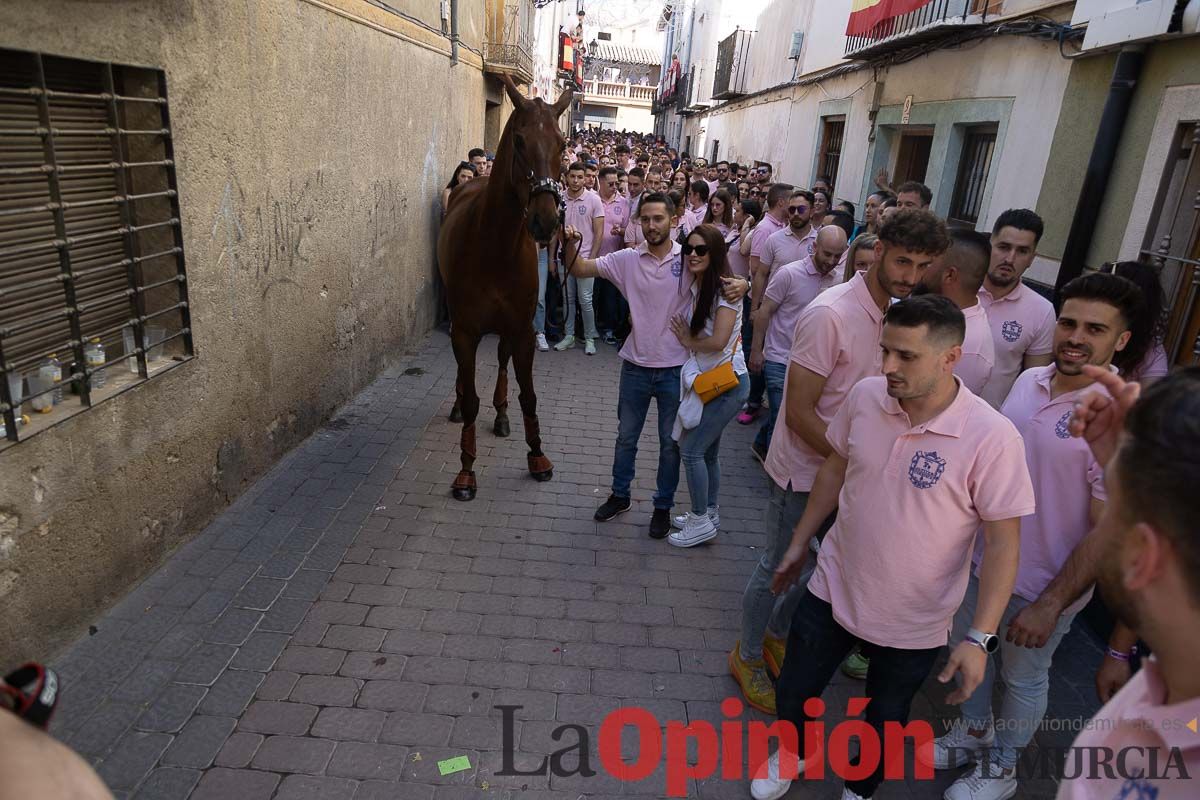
[443,127,1196,800]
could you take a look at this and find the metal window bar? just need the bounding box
[0,49,192,446]
[821,120,845,187]
[949,129,996,225]
[845,0,985,55]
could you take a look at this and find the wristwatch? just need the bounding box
[965,627,1000,653]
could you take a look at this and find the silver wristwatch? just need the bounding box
[965,627,1000,653]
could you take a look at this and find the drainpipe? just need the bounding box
[1054,45,1144,297]
[450,0,460,65]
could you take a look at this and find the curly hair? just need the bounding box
[877,208,950,256]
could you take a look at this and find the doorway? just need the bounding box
[894,130,933,185]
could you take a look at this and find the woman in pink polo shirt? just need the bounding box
[702,189,735,236]
[667,224,750,548]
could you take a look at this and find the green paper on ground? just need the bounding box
[437,755,471,776]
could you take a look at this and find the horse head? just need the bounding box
[498,74,573,244]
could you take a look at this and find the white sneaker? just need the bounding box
[585,338,596,355]
[554,335,575,351]
[750,747,805,800]
[672,506,719,529]
[668,511,717,548]
[535,333,549,351]
[943,759,1017,800]
[922,721,995,770]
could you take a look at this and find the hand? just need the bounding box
[720,275,750,303]
[874,167,891,192]
[668,314,692,347]
[770,541,810,595]
[1007,599,1059,648]
[1096,654,1132,703]
[1068,365,1140,467]
[749,350,764,374]
[939,642,988,704]
[563,224,582,243]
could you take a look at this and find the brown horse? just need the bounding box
[437,76,572,501]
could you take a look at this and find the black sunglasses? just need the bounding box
[681,244,711,257]
[787,206,808,215]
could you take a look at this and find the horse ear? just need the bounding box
[498,73,526,109]
[551,85,574,118]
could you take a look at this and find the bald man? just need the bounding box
[750,226,849,459]
[913,229,996,395]
[0,708,113,800]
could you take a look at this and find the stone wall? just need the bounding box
[0,0,487,661]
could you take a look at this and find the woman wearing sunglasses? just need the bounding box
[666,224,751,547]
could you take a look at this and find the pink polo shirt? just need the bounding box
[1129,341,1169,383]
[761,256,841,365]
[810,376,1035,649]
[599,193,630,256]
[1057,657,1200,800]
[681,204,706,234]
[566,189,605,257]
[977,281,1055,408]
[759,226,817,275]
[764,272,886,493]
[749,212,786,261]
[726,228,750,279]
[595,241,690,368]
[955,302,996,395]
[973,365,1107,613]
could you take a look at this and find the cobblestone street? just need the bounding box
[51,328,1105,800]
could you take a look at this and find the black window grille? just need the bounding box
[0,48,193,447]
[948,125,997,226]
[818,117,845,189]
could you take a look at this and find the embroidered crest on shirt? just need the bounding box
[577,205,587,216]
[671,256,683,277]
[1055,410,1072,439]
[909,451,946,489]
[1001,320,1023,342]
[1114,775,1158,800]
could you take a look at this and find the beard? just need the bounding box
[644,227,669,245]
[987,268,1017,288]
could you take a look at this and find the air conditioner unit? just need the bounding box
[1077,0,1197,50]
[789,31,805,59]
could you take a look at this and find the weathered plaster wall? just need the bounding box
[0,0,486,661]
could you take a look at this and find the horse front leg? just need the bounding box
[450,327,482,501]
[493,337,511,438]
[512,328,553,482]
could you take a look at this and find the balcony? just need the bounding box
[844,0,990,60]
[484,0,535,84]
[583,79,656,106]
[713,29,753,100]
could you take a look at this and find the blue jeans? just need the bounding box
[743,295,765,408]
[953,575,1077,769]
[679,372,750,514]
[613,361,681,510]
[777,591,941,798]
[753,360,788,450]
[565,275,598,340]
[533,247,549,334]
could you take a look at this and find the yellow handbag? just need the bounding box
[693,359,739,404]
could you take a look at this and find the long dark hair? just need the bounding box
[1104,260,1166,376]
[704,189,734,227]
[686,224,732,336]
[446,161,476,190]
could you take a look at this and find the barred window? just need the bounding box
[817,116,845,189]
[0,48,193,447]
[948,124,997,227]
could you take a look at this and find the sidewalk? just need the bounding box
[48,327,1104,799]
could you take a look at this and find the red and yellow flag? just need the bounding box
[846,0,932,36]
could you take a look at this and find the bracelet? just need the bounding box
[1106,645,1137,662]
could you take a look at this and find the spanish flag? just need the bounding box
[846,0,933,36]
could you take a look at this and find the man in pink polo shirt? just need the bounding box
[594,166,631,347]
[681,179,709,235]
[562,194,749,538]
[739,182,795,425]
[757,190,818,291]
[1050,365,1200,800]
[751,294,1032,800]
[929,273,1140,800]
[748,225,847,462]
[914,229,996,394]
[978,209,1055,407]
[557,161,605,356]
[730,210,950,716]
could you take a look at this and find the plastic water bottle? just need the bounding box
[0,413,30,439]
[85,338,106,389]
[40,354,63,405]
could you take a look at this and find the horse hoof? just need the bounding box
[494,418,510,437]
[449,407,463,423]
[451,471,476,501]
[528,455,553,482]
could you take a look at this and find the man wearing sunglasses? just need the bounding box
[755,164,773,184]
[757,191,818,300]
[561,194,750,539]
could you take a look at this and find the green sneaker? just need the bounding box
[729,644,776,715]
[841,650,869,680]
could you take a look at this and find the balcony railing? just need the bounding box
[845,0,989,59]
[484,0,535,83]
[584,79,656,103]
